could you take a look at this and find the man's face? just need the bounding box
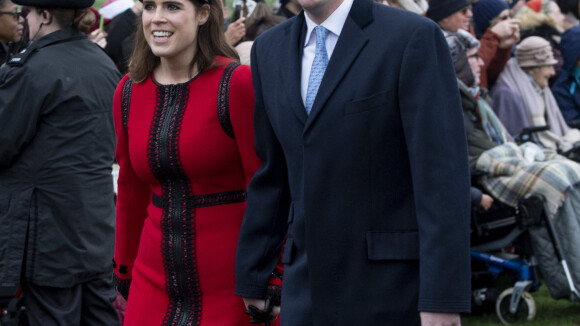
[528,65,556,88]
[439,6,472,32]
[297,0,343,24]
[0,0,23,44]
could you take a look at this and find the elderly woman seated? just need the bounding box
[490,36,580,152]
[448,31,580,301]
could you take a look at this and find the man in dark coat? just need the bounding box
[0,0,121,324]
[234,0,472,324]
[553,26,580,124]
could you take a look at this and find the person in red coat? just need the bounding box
[112,0,281,324]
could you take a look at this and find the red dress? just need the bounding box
[113,57,274,326]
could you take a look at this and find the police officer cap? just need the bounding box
[12,0,95,9]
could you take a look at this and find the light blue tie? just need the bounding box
[305,26,329,115]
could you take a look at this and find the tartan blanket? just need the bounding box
[475,142,580,217]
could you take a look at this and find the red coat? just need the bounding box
[113,57,277,326]
[479,29,511,89]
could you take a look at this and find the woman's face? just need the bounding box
[467,47,484,86]
[0,0,23,44]
[548,1,565,31]
[528,65,555,88]
[142,0,210,64]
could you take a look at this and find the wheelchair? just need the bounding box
[470,192,580,324]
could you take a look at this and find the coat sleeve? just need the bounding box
[479,30,511,89]
[490,84,530,136]
[235,41,290,299]
[0,66,44,167]
[112,75,151,299]
[398,21,472,313]
[230,64,285,297]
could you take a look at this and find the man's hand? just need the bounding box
[225,17,246,46]
[420,312,461,326]
[242,297,280,323]
[490,18,520,49]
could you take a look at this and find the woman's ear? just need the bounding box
[198,4,210,25]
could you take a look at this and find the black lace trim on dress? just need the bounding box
[148,83,202,326]
[121,78,133,133]
[217,62,240,140]
[151,189,247,210]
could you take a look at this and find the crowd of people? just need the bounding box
[1,0,580,325]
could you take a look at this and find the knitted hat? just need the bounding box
[516,36,558,67]
[472,0,509,38]
[426,0,470,22]
[13,0,94,8]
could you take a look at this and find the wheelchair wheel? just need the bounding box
[496,288,536,324]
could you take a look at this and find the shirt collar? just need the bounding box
[303,0,354,46]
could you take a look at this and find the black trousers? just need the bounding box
[22,276,120,326]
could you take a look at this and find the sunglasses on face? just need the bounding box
[0,10,22,20]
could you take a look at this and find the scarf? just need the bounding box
[496,58,580,150]
[470,87,513,144]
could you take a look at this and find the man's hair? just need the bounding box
[129,0,239,83]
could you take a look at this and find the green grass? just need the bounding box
[462,286,580,325]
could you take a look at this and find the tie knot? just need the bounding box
[314,26,328,45]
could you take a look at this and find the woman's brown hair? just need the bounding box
[41,8,95,33]
[129,0,239,83]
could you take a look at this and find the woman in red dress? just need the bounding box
[112,0,280,324]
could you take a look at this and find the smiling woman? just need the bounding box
[112,0,281,325]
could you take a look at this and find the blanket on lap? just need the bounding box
[476,142,580,217]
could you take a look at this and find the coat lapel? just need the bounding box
[284,13,308,125]
[304,0,373,132]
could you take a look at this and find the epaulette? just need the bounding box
[7,47,36,67]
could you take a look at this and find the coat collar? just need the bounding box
[304,0,372,132]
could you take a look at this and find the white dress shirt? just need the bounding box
[301,0,354,106]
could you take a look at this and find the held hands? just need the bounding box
[225,17,246,46]
[420,312,461,326]
[242,297,280,325]
[490,18,521,49]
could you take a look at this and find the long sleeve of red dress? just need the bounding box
[112,74,152,297]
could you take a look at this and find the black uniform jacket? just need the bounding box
[0,28,121,296]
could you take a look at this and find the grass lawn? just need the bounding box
[462,285,580,325]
